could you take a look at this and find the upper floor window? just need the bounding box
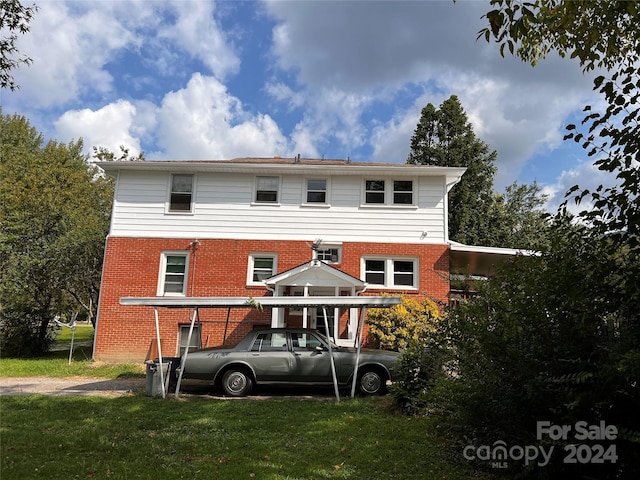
[362,257,418,289]
[169,174,194,212]
[393,180,413,205]
[247,253,278,284]
[158,252,189,296]
[306,178,328,204]
[365,180,385,204]
[364,179,414,206]
[255,176,279,203]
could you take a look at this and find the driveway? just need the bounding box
[0,376,145,397]
[0,376,338,399]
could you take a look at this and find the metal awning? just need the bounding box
[120,295,401,400]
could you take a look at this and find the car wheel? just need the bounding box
[221,368,253,397]
[358,368,387,395]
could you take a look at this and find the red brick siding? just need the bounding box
[95,237,450,362]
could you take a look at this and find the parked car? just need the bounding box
[178,328,400,397]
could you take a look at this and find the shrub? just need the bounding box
[0,308,57,357]
[366,294,440,351]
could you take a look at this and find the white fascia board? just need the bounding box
[449,241,537,257]
[97,160,467,179]
[120,295,401,309]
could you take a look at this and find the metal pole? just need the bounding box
[322,306,340,402]
[174,308,198,399]
[350,307,367,398]
[154,307,166,399]
[68,325,75,366]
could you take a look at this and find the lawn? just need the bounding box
[0,395,491,480]
[1,330,493,479]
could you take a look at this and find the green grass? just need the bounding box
[54,323,95,343]
[0,346,145,378]
[1,395,491,480]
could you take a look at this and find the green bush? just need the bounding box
[367,294,441,351]
[0,308,57,357]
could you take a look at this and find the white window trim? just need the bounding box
[165,173,196,215]
[360,177,418,208]
[252,175,281,205]
[247,253,278,286]
[157,251,190,296]
[302,176,331,207]
[361,256,419,290]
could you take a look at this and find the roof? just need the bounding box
[449,241,537,277]
[96,157,466,179]
[119,296,401,308]
[265,260,366,289]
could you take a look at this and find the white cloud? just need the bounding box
[11,1,138,108]
[157,1,240,81]
[54,100,146,157]
[154,73,290,159]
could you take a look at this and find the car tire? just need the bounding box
[221,368,253,397]
[357,368,387,396]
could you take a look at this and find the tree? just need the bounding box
[0,112,113,356]
[0,0,38,91]
[487,180,549,249]
[407,95,498,245]
[479,0,640,72]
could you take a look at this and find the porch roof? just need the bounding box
[264,260,366,289]
[449,241,535,277]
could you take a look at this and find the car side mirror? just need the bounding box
[315,345,324,353]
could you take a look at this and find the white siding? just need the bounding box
[109,171,448,244]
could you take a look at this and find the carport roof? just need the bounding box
[119,295,401,309]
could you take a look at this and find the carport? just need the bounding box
[119,295,401,400]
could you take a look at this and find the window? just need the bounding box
[393,180,413,205]
[291,331,325,351]
[306,178,327,204]
[248,254,277,284]
[255,176,279,203]
[158,253,189,295]
[364,259,386,285]
[169,174,194,212]
[365,180,385,204]
[363,178,415,206]
[178,324,201,356]
[362,257,418,289]
[316,246,341,264]
[250,332,287,352]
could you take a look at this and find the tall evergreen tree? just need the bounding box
[407,95,498,245]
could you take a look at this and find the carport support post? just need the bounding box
[153,307,166,399]
[174,307,199,399]
[322,307,340,402]
[350,307,367,398]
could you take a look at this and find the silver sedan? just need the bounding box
[178,328,400,397]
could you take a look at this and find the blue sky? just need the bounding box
[3,0,612,211]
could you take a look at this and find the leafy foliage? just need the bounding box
[0,0,37,90]
[366,294,440,352]
[0,112,113,355]
[479,0,640,72]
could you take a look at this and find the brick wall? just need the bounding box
[94,237,450,362]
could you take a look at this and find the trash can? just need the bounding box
[145,360,171,397]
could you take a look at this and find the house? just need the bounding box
[93,157,515,363]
